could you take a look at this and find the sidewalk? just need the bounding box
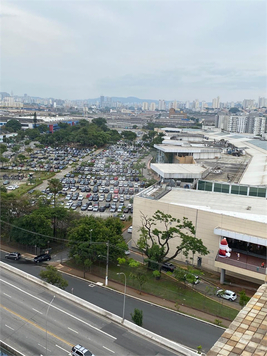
[1,243,232,328]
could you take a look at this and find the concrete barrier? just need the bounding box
[0,262,200,356]
[0,340,25,356]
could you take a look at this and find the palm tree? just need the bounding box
[48,178,63,237]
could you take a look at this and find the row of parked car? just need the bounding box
[5,252,51,263]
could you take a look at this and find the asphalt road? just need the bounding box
[0,268,182,356]
[0,253,224,353]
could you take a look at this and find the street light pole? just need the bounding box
[46,295,55,356]
[117,272,126,322]
[90,229,93,244]
[105,241,109,286]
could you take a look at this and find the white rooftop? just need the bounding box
[159,188,267,223]
[154,144,220,153]
[151,163,208,179]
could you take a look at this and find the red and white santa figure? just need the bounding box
[218,238,231,258]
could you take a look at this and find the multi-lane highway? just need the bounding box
[0,252,224,353]
[0,268,182,356]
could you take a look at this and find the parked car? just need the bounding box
[216,289,237,301]
[127,226,132,233]
[184,273,200,285]
[33,254,51,263]
[5,252,21,260]
[161,262,176,273]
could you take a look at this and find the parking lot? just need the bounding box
[25,144,149,218]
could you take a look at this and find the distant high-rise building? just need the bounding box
[158,100,166,110]
[149,102,156,111]
[201,101,207,110]
[243,99,255,109]
[212,96,220,109]
[258,97,267,108]
[142,102,148,111]
[193,99,199,110]
[185,101,190,109]
[170,100,177,110]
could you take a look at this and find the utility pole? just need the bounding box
[105,241,109,286]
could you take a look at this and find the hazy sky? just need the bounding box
[1,0,266,101]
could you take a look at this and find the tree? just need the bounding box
[10,213,52,248]
[73,243,93,278]
[68,216,128,266]
[137,210,209,269]
[17,154,27,165]
[229,107,239,113]
[121,131,137,141]
[0,155,9,167]
[92,117,108,131]
[4,119,22,132]
[37,124,48,133]
[0,144,7,155]
[39,266,68,289]
[25,147,33,156]
[239,290,250,307]
[48,178,63,207]
[131,308,143,326]
[129,259,148,293]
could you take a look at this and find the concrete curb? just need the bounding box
[1,262,200,356]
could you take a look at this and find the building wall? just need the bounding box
[132,195,267,275]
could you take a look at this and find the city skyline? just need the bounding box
[2,0,266,101]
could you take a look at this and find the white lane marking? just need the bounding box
[4,293,12,298]
[32,308,43,314]
[56,344,69,353]
[1,278,116,340]
[5,324,14,330]
[103,346,115,353]
[68,327,78,334]
[88,284,95,287]
[38,343,49,351]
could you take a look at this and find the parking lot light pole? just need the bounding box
[46,295,55,356]
[105,241,109,286]
[117,272,126,322]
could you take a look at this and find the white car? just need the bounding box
[6,185,15,190]
[127,226,133,233]
[216,289,237,301]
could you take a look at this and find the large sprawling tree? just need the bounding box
[68,215,128,265]
[137,210,209,269]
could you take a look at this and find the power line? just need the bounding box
[0,219,67,242]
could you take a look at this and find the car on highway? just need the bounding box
[71,344,94,356]
[216,289,237,301]
[5,252,21,260]
[33,254,51,263]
